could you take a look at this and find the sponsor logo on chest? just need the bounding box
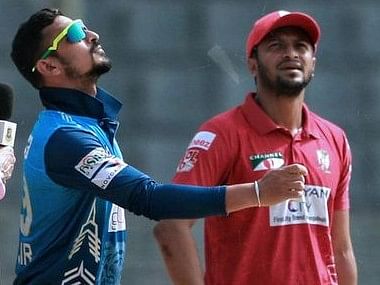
[249,152,285,171]
[108,204,126,232]
[270,185,331,227]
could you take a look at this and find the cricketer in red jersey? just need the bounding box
[154,10,357,285]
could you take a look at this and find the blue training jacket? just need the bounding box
[15,87,226,285]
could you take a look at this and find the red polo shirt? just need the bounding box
[173,93,351,285]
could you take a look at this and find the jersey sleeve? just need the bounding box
[334,133,352,210]
[173,119,234,186]
[44,127,226,220]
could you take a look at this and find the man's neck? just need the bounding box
[255,91,304,134]
[44,78,97,97]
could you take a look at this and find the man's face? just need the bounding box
[41,15,111,81]
[252,26,316,96]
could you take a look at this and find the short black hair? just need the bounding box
[11,8,63,89]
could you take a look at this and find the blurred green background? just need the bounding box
[0,0,379,284]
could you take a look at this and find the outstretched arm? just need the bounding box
[45,128,308,220]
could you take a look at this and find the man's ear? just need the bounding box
[247,57,258,76]
[311,56,316,76]
[34,57,62,76]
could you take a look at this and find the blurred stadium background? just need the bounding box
[1,0,379,284]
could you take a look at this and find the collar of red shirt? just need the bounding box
[241,92,320,139]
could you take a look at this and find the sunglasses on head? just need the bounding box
[32,19,87,72]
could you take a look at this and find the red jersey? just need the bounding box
[173,93,352,285]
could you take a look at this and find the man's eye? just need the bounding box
[297,42,312,51]
[268,42,279,48]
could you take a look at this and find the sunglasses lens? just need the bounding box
[67,22,86,43]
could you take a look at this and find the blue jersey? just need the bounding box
[15,87,226,284]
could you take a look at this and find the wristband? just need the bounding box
[253,181,261,207]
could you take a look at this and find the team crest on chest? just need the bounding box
[316,149,331,173]
[249,152,284,171]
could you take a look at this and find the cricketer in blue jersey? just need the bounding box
[10,8,307,284]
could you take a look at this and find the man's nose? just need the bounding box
[85,29,100,43]
[283,45,299,59]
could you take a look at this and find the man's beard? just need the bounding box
[257,59,312,97]
[85,57,112,78]
[85,44,112,78]
[59,48,112,81]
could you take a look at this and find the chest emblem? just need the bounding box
[249,152,284,171]
[317,149,331,173]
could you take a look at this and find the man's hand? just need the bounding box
[258,163,308,206]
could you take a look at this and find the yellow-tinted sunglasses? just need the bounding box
[32,19,87,72]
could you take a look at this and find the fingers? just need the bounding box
[257,163,308,206]
[281,163,307,187]
[281,163,308,176]
[288,180,305,191]
[287,188,304,199]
